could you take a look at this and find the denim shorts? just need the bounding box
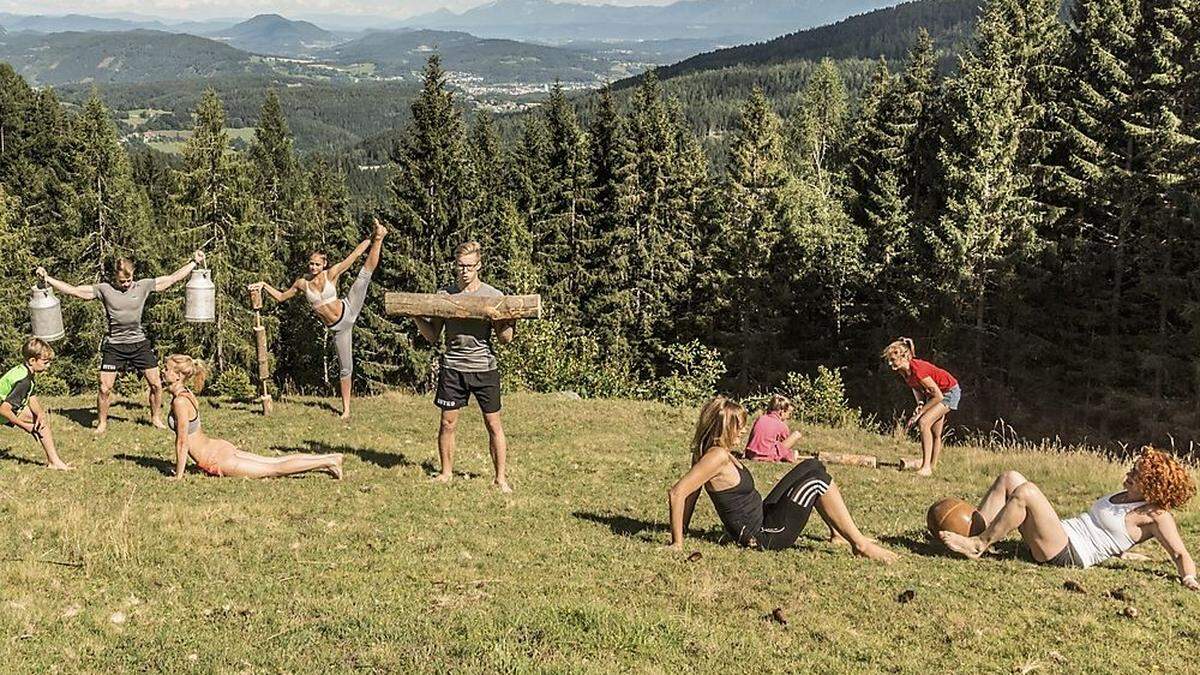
[943,385,962,411]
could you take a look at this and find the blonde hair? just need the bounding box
[164,354,208,391]
[881,337,916,361]
[766,394,793,415]
[114,257,136,279]
[691,395,747,462]
[21,337,54,362]
[455,241,482,260]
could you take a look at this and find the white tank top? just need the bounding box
[304,275,338,309]
[1060,492,1145,568]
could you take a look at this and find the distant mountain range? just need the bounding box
[399,0,907,42]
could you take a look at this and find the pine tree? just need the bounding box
[387,55,475,385]
[933,0,1041,372]
[711,88,800,390]
[173,88,278,373]
[0,186,34,359]
[538,82,593,325]
[248,90,312,250]
[788,58,849,196]
[584,85,637,350]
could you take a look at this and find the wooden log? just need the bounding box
[384,292,541,320]
[250,286,273,415]
[817,451,878,469]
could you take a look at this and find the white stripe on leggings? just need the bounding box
[789,479,829,507]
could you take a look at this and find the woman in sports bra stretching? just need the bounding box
[938,447,1199,589]
[249,218,387,420]
[164,354,343,479]
[667,395,897,563]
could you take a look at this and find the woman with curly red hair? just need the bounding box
[938,448,1198,589]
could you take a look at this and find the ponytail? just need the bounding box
[881,337,916,361]
[165,354,207,392]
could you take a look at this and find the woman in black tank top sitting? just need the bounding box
[667,396,897,563]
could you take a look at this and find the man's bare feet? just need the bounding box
[151,418,167,430]
[47,462,73,471]
[94,422,107,435]
[853,540,898,564]
[916,465,933,477]
[494,478,512,494]
[431,473,452,484]
[939,531,987,559]
[329,455,344,479]
[340,410,351,421]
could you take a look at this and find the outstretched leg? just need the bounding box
[221,450,342,479]
[365,220,387,272]
[941,480,1068,561]
[815,484,898,563]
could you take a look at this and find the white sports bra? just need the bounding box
[304,275,339,309]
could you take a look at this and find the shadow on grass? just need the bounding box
[572,511,727,545]
[113,452,174,475]
[882,531,1024,561]
[0,449,41,465]
[272,440,413,469]
[293,399,340,415]
[56,407,125,429]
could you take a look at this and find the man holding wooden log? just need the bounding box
[410,241,516,493]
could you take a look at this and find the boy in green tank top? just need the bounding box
[0,338,71,470]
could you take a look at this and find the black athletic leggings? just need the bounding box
[756,458,833,551]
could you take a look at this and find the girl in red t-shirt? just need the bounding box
[881,338,961,476]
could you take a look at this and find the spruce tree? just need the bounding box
[173,88,278,372]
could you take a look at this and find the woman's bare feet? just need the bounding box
[47,461,73,471]
[94,422,107,435]
[853,540,898,564]
[151,417,167,430]
[939,531,987,559]
[328,455,344,479]
[916,464,933,477]
[494,478,512,494]
[431,472,452,484]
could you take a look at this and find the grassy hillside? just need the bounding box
[1,393,1196,671]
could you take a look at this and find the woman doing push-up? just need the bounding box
[248,218,387,420]
[164,354,343,480]
[939,447,1198,590]
[667,395,897,563]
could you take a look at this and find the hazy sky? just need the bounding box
[0,0,676,20]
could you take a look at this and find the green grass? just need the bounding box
[1,393,1197,672]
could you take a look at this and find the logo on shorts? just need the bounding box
[436,398,460,408]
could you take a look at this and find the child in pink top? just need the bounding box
[744,395,804,462]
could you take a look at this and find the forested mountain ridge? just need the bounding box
[627,0,980,87]
[0,29,270,85]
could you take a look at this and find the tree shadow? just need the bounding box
[272,440,414,469]
[572,511,728,545]
[0,449,41,465]
[112,452,175,476]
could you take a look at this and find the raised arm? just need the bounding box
[1150,510,1198,589]
[667,448,730,549]
[36,267,97,300]
[249,279,302,304]
[155,251,204,292]
[327,238,372,280]
[169,397,190,480]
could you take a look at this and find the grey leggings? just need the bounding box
[330,268,372,380]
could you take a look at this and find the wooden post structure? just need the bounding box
[384,292,542,320]
[250,287,272,415]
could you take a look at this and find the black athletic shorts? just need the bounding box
[100,339,158,373]
[435,368,501,414]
